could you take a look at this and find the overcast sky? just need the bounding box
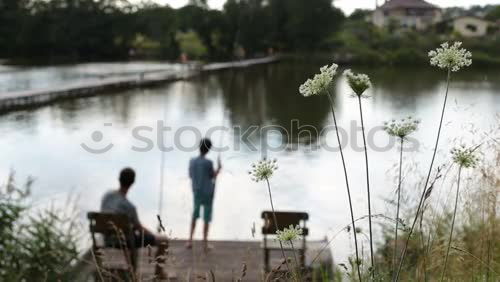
[148,0,499,15]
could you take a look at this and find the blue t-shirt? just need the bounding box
[189,156,215,197]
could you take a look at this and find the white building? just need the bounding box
[452,16,492,37]
[372,0,442,31]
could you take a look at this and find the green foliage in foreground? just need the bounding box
[0,173,80,281]
[372,141,500,281]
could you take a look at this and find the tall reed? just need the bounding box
[299,64,363,281]
[277,224,304,281]
[440,146,479,281]
[383,117,419,277]
[395,42,472,281]
[344,69,374,279]
[249,158,292,276]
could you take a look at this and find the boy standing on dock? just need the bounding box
[186,138,222,251]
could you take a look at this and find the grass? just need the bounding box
[326,89,363,282]
[0,171,80,281]
[395,68,452,281]
[375,137,500,281]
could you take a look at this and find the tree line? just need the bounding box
[0,0,345,63]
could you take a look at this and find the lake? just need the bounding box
[0,61,184,93]
[0,60,498,263]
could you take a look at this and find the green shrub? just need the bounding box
[0,172,80,281]
[469,52,500,66]
[385,48,427,65]
[175,30,208,59]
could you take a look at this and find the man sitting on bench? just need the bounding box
[101,167,166,247]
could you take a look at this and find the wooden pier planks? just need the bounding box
[74,239,333,281]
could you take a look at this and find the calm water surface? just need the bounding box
[0,61,182,93]
[0,61,498,262]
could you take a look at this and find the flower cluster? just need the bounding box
[249,158,278,182]
[344,69,371,97]
[451,146,479,168]
[429,42,472,72]
[299,64,338,97]
[384,116,420,139]
[276,225,303,242]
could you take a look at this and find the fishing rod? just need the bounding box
[155,1,244,232]
[156,68,188,233]
[156,80,169,232]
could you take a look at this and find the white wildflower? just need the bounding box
[276,225,303,242]
[429,42,472,72]
[344,69,371,97]
[299,63,338,97]
[249,158,278,182]
[384,116,420,139]
[451,145,479,168]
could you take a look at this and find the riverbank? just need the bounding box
[0,56,279,113]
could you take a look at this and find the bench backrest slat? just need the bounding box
[261,211,309,235]
[87,212,132,235]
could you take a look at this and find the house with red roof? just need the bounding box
[372,0,442,31]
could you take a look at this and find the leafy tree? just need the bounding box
[175,30,208,59]
[485,5,500,21]
[188,0,208,9]
[0,0,347,63]
[283,0,344,50]
[134,5,178,59]
[349,9,371,21]
[131,33,161,57]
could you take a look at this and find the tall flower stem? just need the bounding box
[289,240,302,281]
[265,178,292,276]
[392,138,404,277]
[419,212,429,282]
[289,240,300,268]
[357,95,375,279]
[326,92,362,282]
[440,166,462,281]
[395,68,452,281]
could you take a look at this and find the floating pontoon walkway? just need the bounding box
[0,56,280,113]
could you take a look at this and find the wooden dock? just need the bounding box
[0,56,280,113]
[74,239,333,281]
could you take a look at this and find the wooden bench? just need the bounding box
[87,212,138,280]
[261,211,309,273]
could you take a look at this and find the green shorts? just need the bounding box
[193,192,214,223]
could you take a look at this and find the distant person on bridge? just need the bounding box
[186,138,222,252]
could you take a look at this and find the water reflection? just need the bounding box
[0,62,183,93]
[215,63,333,137]
[0,61,498,263]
